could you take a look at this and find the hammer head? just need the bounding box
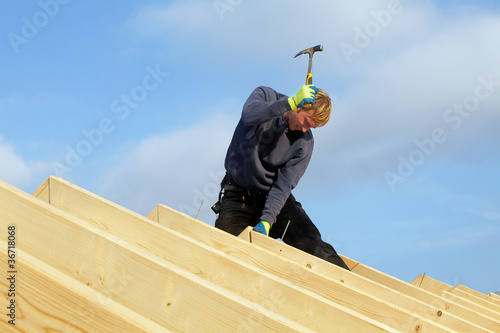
[294,44,323,58]
[294,45,324,85]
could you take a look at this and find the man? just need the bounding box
[214,85,349,270]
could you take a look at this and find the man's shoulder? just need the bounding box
[252,86,288,101]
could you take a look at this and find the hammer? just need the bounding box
[295,44,323,85]
[294,44,323,107]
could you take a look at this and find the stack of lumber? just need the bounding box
[0,176,498,332]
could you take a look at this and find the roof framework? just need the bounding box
[0,176,498,332]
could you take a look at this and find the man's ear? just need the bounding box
[284,110,292,118]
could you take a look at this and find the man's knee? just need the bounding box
[215,217,245,236]
[313,242,350,270]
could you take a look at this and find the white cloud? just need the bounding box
[94,110,239,222]
[0,139,50,190]
[124,0,409,64]
[308,9,500,184]
[115,0,500,216]
[0,140,31,183]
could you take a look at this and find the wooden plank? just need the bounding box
[237,224,252,242]
[411,275,453,295]
[340,255,360,271]
[0,179,312,332]
[349,263,500,332]
[32,177,49,202]
[0,240,170,332]
[449,288,500,313]
[455,284,487,298]
[148,204,499,332]
[32,177,396,333]
[247,229,500,332]
[441,291,500,321]
[457,286,500,307]
[489,293,500,304]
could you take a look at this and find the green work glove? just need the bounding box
[253,220,271,236]
[287,85,318,110]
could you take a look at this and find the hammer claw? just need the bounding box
[294,44,323,58]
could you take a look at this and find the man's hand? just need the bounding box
[288,85,318,110]
[253,220,271,236]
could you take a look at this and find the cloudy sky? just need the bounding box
[2,0,499,294]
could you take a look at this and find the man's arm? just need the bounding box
[260,145,313,225]
[241,86,290,125]
[241,85,319,126]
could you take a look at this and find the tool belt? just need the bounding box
[222,173,268,197]
[212,173,268,214]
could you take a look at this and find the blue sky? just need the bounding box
[1,0,499,294]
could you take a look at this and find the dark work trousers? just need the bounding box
[214,188,350,270]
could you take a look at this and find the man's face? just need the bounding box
[287,108,318,132]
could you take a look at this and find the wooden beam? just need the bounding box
[31,177,396,332]
[457,286,500,307]
[489,293,500,304]
[339,255,360,271]
[0,179,312,332]
[441,291,500,322]
[248,229,500,332]
[148,204,497,332]
[339,261,500,332]
[411,274,453,295]
[449,288,500,313]
[455,284,487,298]
[0,240,170,332]
[32,177,49,202]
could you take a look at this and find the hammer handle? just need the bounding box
[306,72,313,85]
[304,73,313,108]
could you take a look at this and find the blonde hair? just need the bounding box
[311,89,331,127]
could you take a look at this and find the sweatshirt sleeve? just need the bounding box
[260,140,313,225]
[241,86,291,125]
